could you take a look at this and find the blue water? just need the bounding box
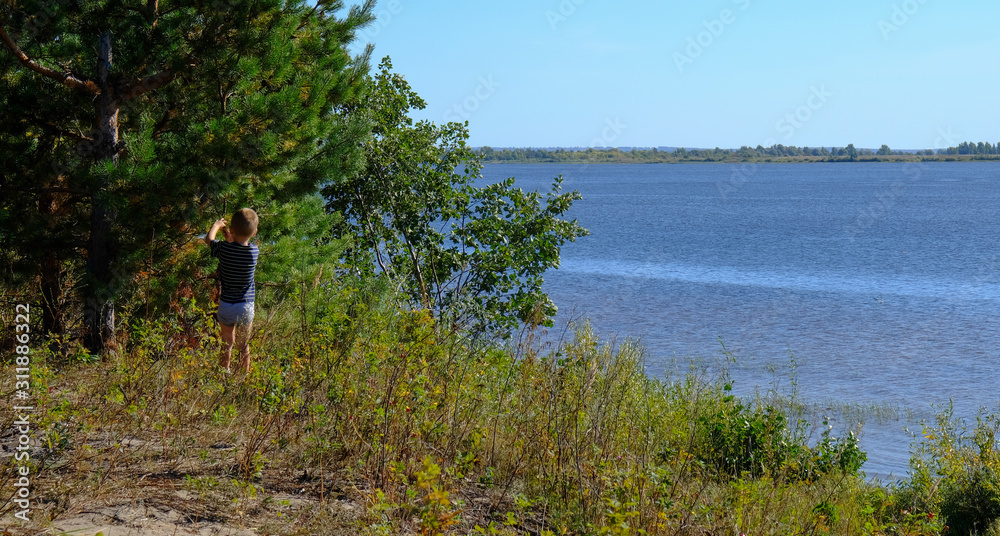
[481,162,1000,481]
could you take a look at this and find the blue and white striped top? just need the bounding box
[210,240,259,304]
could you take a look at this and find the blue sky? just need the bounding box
[350,1,1000,150]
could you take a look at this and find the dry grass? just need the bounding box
[0,281,955,535]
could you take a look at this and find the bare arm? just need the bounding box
[205,219,227,246]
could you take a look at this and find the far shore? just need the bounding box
[480,153,1000,165]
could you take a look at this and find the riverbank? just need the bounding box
[5,278,995,535]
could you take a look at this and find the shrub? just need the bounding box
[696,388,796,478]
[900,404,1000,535]
[939,466,1000,535]
[694,385,866,481]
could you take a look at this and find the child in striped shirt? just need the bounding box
[205,208,259,373]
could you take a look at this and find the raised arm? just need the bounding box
[205,219,228,246]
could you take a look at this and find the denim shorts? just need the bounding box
[217,300,254,327]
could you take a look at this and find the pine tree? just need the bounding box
[0,0,375,352]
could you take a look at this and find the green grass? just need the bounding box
[2,276,998,535]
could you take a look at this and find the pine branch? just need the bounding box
[31,119,94,144]
[151,106,178,138]
[117,70,179,102]
[0,25,99,94]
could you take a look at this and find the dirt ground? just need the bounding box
[8,489,365,535]
[47,501,261,536]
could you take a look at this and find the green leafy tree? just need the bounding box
[877,144,892,156]
[845,143,859,161]
[326,58,587,335]
[0,0,375,351]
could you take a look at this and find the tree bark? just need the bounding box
[39,191,65,345]
[33,134,66,343]
[83,31,120,353]
[83,202,117,352]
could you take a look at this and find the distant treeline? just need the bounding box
[477,142,1000,164]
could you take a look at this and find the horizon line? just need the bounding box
[472,145,965,152]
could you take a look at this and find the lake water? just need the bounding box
[481,162,1000,481]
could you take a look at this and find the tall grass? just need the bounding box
[0,273,992,535]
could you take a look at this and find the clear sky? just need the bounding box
[350,0,1000,150]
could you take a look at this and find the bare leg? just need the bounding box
[235,322,252,374]
[220,324,235,372]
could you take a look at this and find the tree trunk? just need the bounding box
[83,202,117,352]
[37,138,65,344]
[83,30,120,353]
[40,256,64,342]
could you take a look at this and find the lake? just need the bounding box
[481,161,1000,481]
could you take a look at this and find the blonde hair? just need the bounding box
[230,208,258,240]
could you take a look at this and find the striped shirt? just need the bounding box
[210,240,259,304]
